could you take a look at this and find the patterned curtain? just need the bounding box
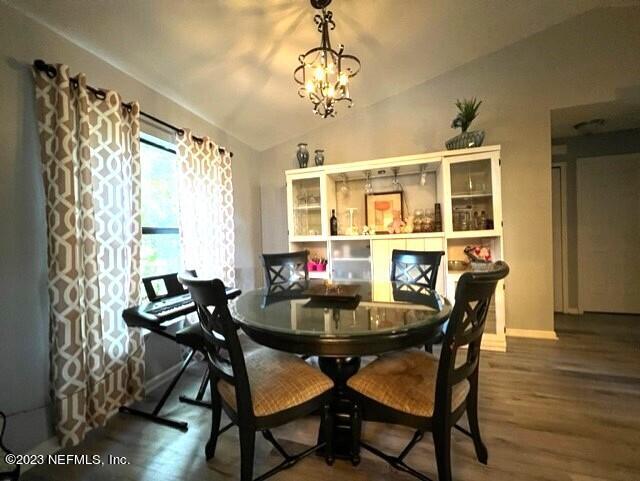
[175,130,235,286]
[33,64,145,447]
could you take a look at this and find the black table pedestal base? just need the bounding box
[317,356,361,464]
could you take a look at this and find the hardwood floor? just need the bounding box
[23,312,640,481]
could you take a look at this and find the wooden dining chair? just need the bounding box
[261,251,309,290]
[178,272,334,481]
[390,249,445,289]
[390,249,445,352]
[347,262,509,481]
[0,412,20,481]
[261,251,313,360]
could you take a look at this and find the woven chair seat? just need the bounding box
[347,349,469,417]
[218,348,333,417]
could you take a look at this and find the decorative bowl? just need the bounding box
[448,260,469,271]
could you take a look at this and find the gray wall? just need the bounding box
[552,128,640,310]
[258,6,640,334]
[0,3,261,452]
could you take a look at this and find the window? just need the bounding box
[140,134,181,278]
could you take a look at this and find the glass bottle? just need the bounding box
[330,209,338,236]
[479,210,486,230]
[434,203,442,232]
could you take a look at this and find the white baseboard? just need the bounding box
[21,360,187,473]
[565,308,583,315]
[506,328,558,340]
[480,334,507,352]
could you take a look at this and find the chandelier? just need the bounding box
[294,0,361,118]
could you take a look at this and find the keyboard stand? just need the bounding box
[119,323,208,432]
[179,365,212,409]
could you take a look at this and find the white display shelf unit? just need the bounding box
[285,145,506,351]
[447,229,502,239]
[308,270,329,280]
[330,232,445,241]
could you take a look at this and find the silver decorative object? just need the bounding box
[314,149,325,166]
[445,130,485,150]
[296,143,309,168]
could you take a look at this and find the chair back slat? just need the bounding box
[456,315,487,346]
[450,354,480,385]
[434,261,509,416]
[205,351,235,384]
[193,303,236,383]
[390,250,445,289]
[178,272,253,415]
[262,251,309,288]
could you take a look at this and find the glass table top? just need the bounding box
[232,280,451,339]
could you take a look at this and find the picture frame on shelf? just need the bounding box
[365,191,404,234]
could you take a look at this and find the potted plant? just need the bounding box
[445,97,485,150]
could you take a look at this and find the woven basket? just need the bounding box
[445,130,485,150]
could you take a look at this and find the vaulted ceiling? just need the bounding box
[9,0,635,150]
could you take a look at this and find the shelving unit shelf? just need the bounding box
[285,145,505,351]
[450,193,493,199]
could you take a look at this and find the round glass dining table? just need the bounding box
[232,279,452,358]
[232,279,452,462]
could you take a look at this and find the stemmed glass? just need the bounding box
[392,167,401,191]
[364,171,373,194]
[339,174,350,194]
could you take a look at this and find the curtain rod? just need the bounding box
[33,59,233,158]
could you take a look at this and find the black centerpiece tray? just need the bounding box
[304,283,360,301]
[303,283,362,310]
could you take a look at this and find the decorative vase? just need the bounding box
[314,149,325,166]
[296,143,309,168]
[445,130,485,150]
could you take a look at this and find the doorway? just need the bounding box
[551,100,640,318]
[577,153,640,314]
[551,164,568,313]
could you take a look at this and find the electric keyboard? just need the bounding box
[123,273,240,330]
[148,294,193,316]
[123,288,241,329]
[123,295,195,329]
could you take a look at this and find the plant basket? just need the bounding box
[445,130,485,150]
